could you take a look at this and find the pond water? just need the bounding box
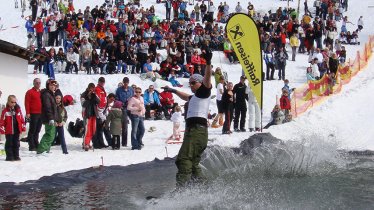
[1,134,374,209]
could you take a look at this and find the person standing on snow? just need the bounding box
[0,95,26,161]
[30,0,38,21]
[357,16,364,31]
[127,87,146,150]
[25,16,36,48]
[54,93,68,154]
[24,78,42,151]
[37,79,58,154]
[115,77,134,147]
[245,86,261,132]
[81,83,99,151]
[233,75,248,132]
[92,77,108,149]
[162,50,213,188]
[221,82,234,134]
[0,90,5,142]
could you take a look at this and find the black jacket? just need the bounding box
[233,82,248,105]
[221,90,234,111]
[40,89,58,124]
[81,90,99,119]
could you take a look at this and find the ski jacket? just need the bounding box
[25,87,42,115]
[34,21,44,33]
[143,90,161,106]
[105,108,122,136]
[171,111,183,123]
[280,95,291,110]
[159,91,174,106]
[290,35,299,47]
[81,90,99,119]
[40,89,58,124]
[95,84,107,110]
[56,103,68,124]
[0,105,26,135]
[25,21,35,33]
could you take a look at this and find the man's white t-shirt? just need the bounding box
[216,83,224,101]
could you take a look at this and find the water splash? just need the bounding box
[145,133,365,210]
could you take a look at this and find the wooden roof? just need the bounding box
[0,39,44,61]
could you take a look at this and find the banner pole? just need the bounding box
[261,71,263,132]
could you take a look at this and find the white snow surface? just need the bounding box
[0,0,373,183]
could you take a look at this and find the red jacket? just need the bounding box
[34,21,44,33]
[159,91,174,106]
[95,84,107,109]
[280,95,291,110]
[25,87,42,115]
[0,105,26,135]
[109,24,118,37]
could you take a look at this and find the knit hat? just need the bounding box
[190,74,204,83]
[113,100,123,109]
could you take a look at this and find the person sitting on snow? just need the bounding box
[263,105,285,129]
[143,85,162,120]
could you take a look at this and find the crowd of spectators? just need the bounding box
[0,0,365,161]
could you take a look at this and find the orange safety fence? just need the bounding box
[291,35,374,118]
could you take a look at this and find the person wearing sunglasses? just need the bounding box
[127,87,146,150]
[162,50,213,188]
[0,95,26,161]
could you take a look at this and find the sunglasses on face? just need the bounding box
[135,91,142,93]
[189,81,197,86]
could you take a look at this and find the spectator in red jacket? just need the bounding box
[159,86,176,119]
[24,78,42,151]
[0,95,26,161]
[92,77,108,149]
[280,89,291,116]
[33,17,44,48]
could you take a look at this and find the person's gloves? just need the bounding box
[49,120,55,126]
[205,50,213,65]
[162,86,177,93]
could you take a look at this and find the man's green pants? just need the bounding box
[175,124,208,187]
[37,124,56,154]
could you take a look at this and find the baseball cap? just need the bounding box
[190,74,204,83]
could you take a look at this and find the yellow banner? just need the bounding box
[226,13,263,109]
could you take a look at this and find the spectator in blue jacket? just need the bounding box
[143,85,162,119]
[154,29,163,47]
[25,16,35,48]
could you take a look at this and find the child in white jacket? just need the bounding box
[170,105,183,140]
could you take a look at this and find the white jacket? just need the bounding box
[311,63,320,78]
[67,52,78,63]
[358,18,364,26]
[245,86,261,129]
[49,20,57,32]
[171,111,183,123]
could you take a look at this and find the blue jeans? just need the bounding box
[48,63,55,79]
[130,114,145,150]
[56,126,68,154]
[117,60,127,73]
[100,63,107,74]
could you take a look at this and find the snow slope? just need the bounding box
[0,0,373,183]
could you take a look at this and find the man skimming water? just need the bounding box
[163,51,213,188]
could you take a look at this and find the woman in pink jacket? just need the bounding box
[127,87,146,150]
